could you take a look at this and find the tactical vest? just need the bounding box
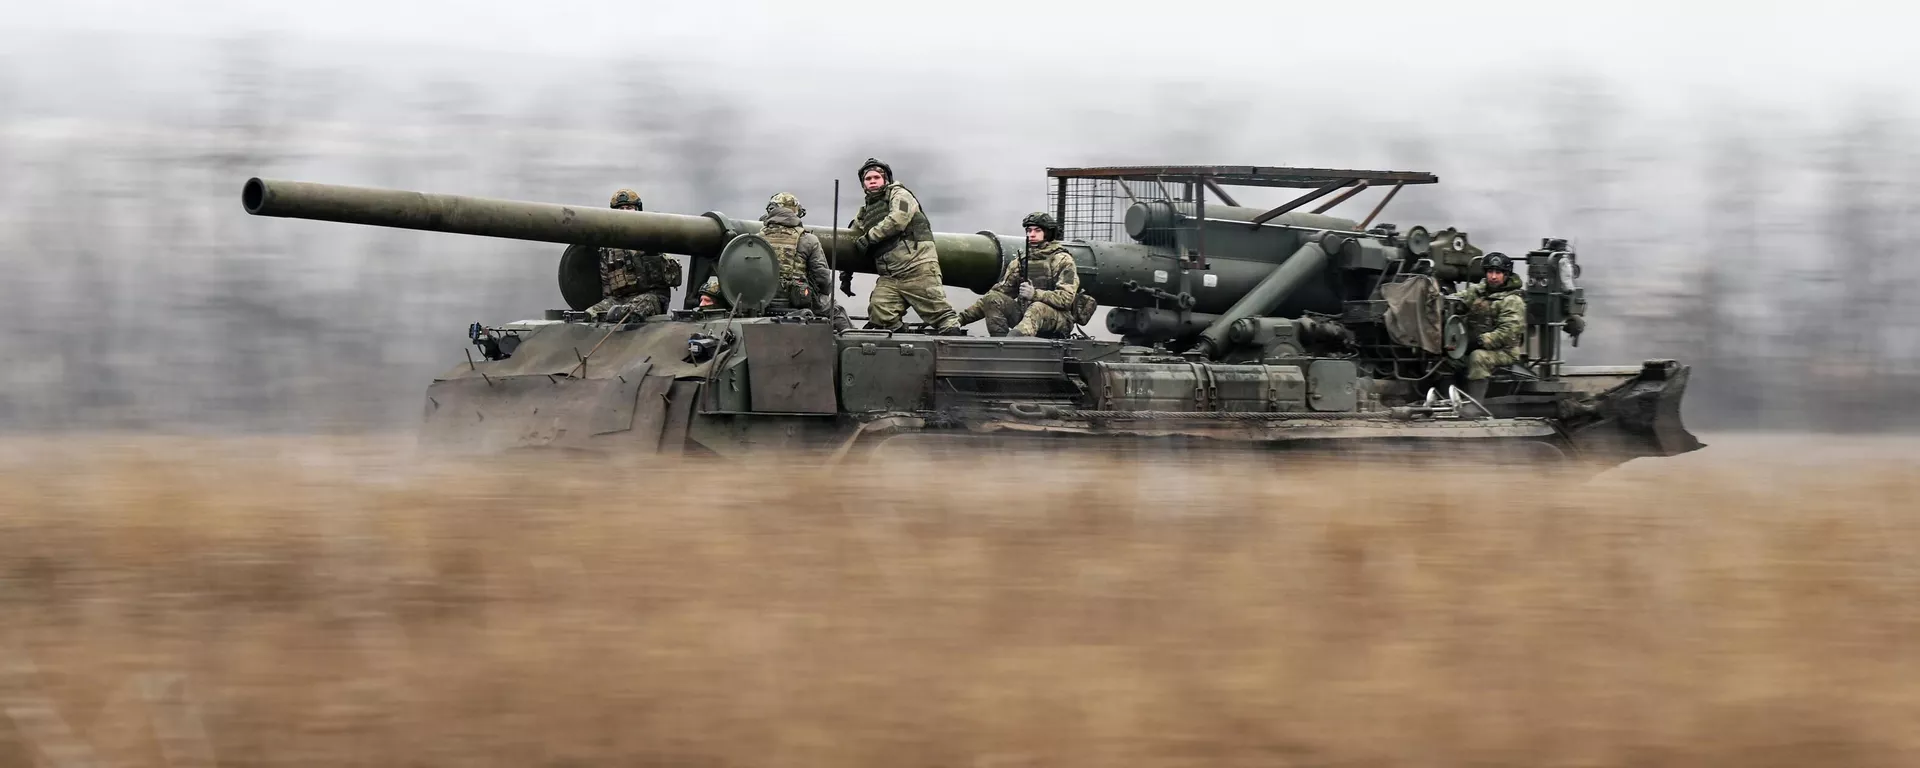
[1463,283,1514,325]
[601,247,644,297]
[1462,281,1525,349]
[1022,244,1066,291]
[854,184,935,260]
[760,224,808,285]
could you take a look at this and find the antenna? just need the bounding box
[829,179,840,320]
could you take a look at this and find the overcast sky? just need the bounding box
[15,0,1919,108]
[2,0,1916,431]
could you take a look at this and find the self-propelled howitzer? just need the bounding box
[238,166,1703,470]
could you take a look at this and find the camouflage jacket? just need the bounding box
[759,207,832,295]
[600,246,678,300]
[1453,277,1526,351]
[992,241,1080,311]
[851,182,938,275]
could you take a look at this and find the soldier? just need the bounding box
[759,192,850,331]
[697,276,725,309]
[1450,251,1528,402]
[958,211,1086,337]
[843,158,962,334]
[587,188,680,322]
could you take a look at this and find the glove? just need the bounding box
[839,270,856,296]
[851,234,871,253]
[1018,282,1035,300]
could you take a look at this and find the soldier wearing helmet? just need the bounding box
[758,192,848,331]
[587,188,681,322]
[843,158,962,334]
[697,275,726,310]
[1449,251,1528,401]
[957,211,1091,338]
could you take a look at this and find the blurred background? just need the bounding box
[8,7,1920,765]
[2,0,1916,434]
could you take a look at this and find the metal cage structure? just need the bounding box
[1043,165,1439,269]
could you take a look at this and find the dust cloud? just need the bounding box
[2,435,1918,766]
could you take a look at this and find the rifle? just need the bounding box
[1016,245,1032,310]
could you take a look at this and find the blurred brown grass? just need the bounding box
[1,434,1918,767]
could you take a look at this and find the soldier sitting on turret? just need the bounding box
[587,188,680,323]
[1450,251,1527,402]
[957,212,1089,338]
[759,192,851,331]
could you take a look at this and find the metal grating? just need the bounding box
[1046,165,1438,189]
[1044,165,1438,244]
[1047,177,1201,243]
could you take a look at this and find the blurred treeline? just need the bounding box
[0,34,1915,433]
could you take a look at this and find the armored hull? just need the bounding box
[433,312,1695,472]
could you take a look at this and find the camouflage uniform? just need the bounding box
[588,188,680,322]
[759,193,843,325]
[959,213,1083,337]
[849,158,959,332]
[1452,272,1527,380]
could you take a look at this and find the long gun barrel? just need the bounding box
[241,177,1390,323]
[242,177,1009,291]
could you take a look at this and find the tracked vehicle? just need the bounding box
[239,165,1702,469]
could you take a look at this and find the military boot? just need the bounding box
[1461,378,1492,418]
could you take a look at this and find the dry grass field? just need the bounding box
[1,433,1917,767]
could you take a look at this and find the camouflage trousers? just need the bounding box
[958,291,1073,337]
[1465,346,1522,380]
[587,292,666,322]
[866,261,958,331]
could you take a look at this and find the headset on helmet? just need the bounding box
[1021,211,1061,241]
[1483,252,1514,273]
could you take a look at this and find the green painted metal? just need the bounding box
[240,167,1706,473]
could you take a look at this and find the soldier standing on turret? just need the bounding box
[958,212,1087,337]
[759,192,850,331]
[841,158,962,334]
[587,188,680,322]
[1450,251,1527,402]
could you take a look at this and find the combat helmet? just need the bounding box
[1021,211,1061,242]
[766,192,805,218]
[1482,252,1514,274]
[857,158,893,183]
[609,188,643,210]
